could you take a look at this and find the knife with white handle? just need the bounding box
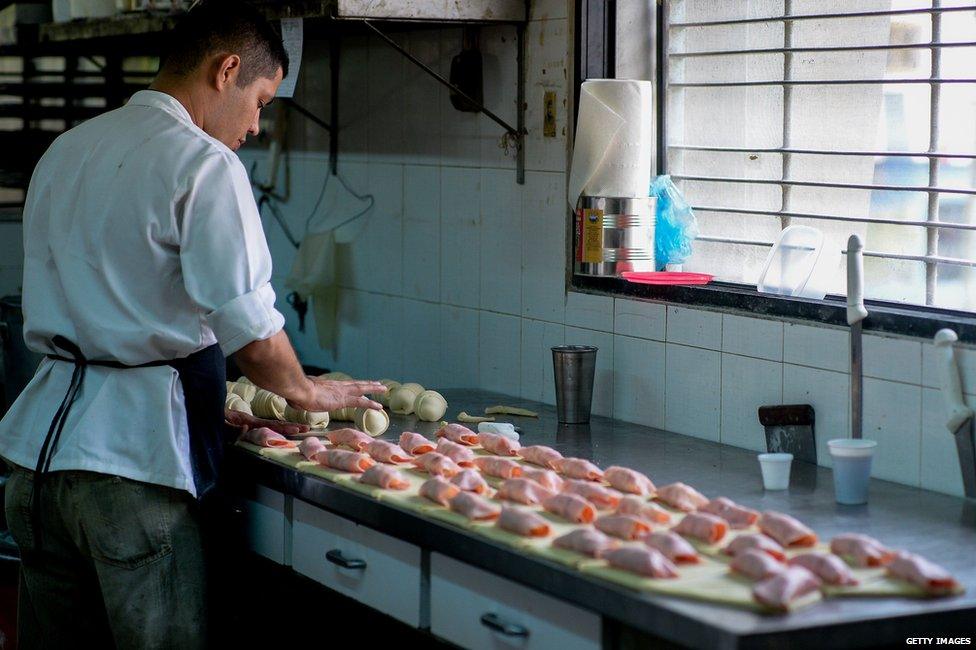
[933,329,974,433]
[934,329,976,499]
[847,235,867,439]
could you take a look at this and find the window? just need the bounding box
[664,0,976,312]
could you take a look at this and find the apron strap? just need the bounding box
[30,336,87,549]
[29,337,226,552]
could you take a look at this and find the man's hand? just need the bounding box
[224,409,310,436]
[291,377,386,413]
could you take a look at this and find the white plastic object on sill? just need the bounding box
[757,225,839,300]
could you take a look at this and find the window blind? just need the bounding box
[665,0,976,310]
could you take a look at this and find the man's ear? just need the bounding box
[214,54,241,91]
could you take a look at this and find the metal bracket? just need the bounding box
[362,19,526,184]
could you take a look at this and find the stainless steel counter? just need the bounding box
[226,388,976,649]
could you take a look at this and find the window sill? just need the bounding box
[571,274,976,345]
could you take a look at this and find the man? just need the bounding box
[0,1,383,647]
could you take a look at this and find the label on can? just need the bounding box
[581,208,604,264]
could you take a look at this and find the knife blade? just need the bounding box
[847,235,868,440]
[934,328,976,498]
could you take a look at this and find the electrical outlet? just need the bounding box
[543,91,557,138]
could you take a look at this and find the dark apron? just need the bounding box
[30,334,227,547]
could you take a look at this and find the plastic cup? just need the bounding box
[758,453,793,490]
[828,439,877,505]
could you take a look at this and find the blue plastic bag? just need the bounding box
[652,175,699,270]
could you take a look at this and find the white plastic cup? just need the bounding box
[758,453,793,490]
[828,439,877,505]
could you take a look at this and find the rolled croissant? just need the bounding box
[414,390,448,422]
[227,381,257,402]
[355,408,390,437]
[283,405,330,427]
[389,383,425,414]
[225,393,253,415]
[251,389,286,420]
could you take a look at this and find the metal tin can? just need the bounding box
[574,196,656,277]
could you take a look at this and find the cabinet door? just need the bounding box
[430,553,601,650]
[242,485,288,565]
[291,500,423,627]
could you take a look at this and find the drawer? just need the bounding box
[430,553,601,650]
[291,499,423,627]
[241,485,290,565]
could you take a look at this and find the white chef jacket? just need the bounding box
[0,89,285,496]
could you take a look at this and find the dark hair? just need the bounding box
[161,0,289,87]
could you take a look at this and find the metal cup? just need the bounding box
[552,345,598,424]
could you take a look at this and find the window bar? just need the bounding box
[926,1,943,306]
[668,78,976,87]
[667,144,976,159]
[695,235,976,268]
[668,5,976,29]
[780,0,794,231]
[669,41,976,58]
[671,174,976,195]
[690,205,976,231]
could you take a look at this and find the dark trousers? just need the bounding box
[4,465,212,650]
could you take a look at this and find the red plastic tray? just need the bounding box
[620,272,714,286]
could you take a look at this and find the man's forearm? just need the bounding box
[233,329,311,405]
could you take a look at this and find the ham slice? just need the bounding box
[399,432,436,455]
[478,431,521,456]
[656,482,709,512]
[449,491,502,521]
[420,476,461,506]
[673,512,728,545]
[435,423,479,446]
[298,436,327,460]
[722,533,787,562]
[554,457,604,482]
[699,497,759,529]
[561,479,623,510]
[320,449,374,473]
[497,507,550,537]
[604,466,656,496]
[753,566,821,610]
[327,428,373,451]
[616,496,672,524]
[553,528,619,559]
[604,546,679,579]
[790,552,858,586]
[543,493,596,524]
[366,439,412,464]
[829,533,896,568]
[359,465,409,490]
[519,445,564,469]
[887,552,960,595]
[412,452,462,478]
[451,469,490,494]
[496,478,557,505]
[731,549,785,581]
[521,467,565,492]
[472,456,523,479]
[436,438,477,467]
[594,514,653,541]
[758,511,818,548]
[241,427,297,448]
[645,531,700,564]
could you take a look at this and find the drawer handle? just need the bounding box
[326,549,366,570]
[480,613,529,638]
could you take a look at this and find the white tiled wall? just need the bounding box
[3,4,966,501]
[230,12,976,499]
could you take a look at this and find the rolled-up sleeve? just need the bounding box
[178,151,285,356]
